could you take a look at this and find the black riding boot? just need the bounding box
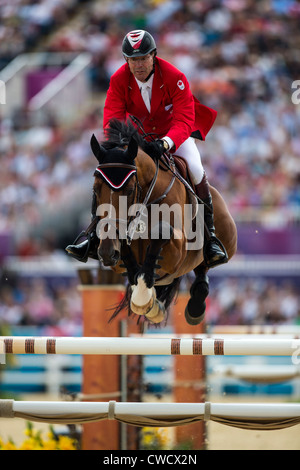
[65,193,99,263]
[195,173,228,268]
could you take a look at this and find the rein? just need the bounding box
[128,115,213,242]
[96,114,209,246]
[129,114,203,204]
[95,144,177,245]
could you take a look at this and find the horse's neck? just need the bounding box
[136,150,157,190]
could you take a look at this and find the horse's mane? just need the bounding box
[102,118,146,150]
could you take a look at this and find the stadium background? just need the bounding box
[0,0,299,451]
[0,0,299,330]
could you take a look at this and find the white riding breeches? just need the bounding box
[174,137,204,185]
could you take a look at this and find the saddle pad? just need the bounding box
[173,155,195,192]
[172,155,198,220]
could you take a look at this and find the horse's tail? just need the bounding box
[108,284,132,322]
[108,277,182,323]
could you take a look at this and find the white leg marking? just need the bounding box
[131,274,153,307]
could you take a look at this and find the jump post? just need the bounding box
[77,267,142,451]
[172,292,206,449]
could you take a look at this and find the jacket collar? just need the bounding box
[150,62,165,117]
[127,59,165,116]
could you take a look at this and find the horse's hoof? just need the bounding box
[145,299,165,324]
[147,310,165,324]
[184,298,206,325]
[184,270,209,324]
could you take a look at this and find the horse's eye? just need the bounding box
[125,187,134,196]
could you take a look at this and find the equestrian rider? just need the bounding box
[66,30,227,268]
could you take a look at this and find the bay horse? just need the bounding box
[90,119,237,325]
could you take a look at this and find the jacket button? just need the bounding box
[152,126,156,130]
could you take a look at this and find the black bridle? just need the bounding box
[95,151,176,245]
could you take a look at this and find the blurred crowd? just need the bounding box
[0,276,82,332]
[0,274,298,329]
[207,277,299,325]
[0,0,300,328]
[0,0,85,70]
[0,107,99,257]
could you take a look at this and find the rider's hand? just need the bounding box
[143,139,168,159]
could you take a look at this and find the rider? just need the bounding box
[66,30,227,268]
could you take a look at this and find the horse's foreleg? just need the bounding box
[130,275,165,324]
[138,221,174,288]
[119,241,165,323]
[120,243,140,286]
[130,222,173,324]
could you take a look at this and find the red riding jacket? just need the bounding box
[103,57,217,150]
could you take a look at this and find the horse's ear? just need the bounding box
[90,134,106,164]
[125,136,138,161]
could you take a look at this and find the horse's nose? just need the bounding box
[98,241,120,266]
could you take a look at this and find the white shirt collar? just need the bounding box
[135,73,154,90]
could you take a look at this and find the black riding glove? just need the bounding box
[143,139,166,159]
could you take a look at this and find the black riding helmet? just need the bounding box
[122,30,157,58]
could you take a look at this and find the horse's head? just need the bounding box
[91,133,139,266]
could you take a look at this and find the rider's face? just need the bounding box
[127,53,154,82]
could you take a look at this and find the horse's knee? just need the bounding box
[150,222,186,274]
[150,221,173,248]
[161,239,185,274]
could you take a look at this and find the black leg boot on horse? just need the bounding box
[185,172,228,325]
[65,192,99,263]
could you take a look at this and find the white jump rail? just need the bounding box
[1,400,300,430]
[1,336,300,356]
[212,364,300,384]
